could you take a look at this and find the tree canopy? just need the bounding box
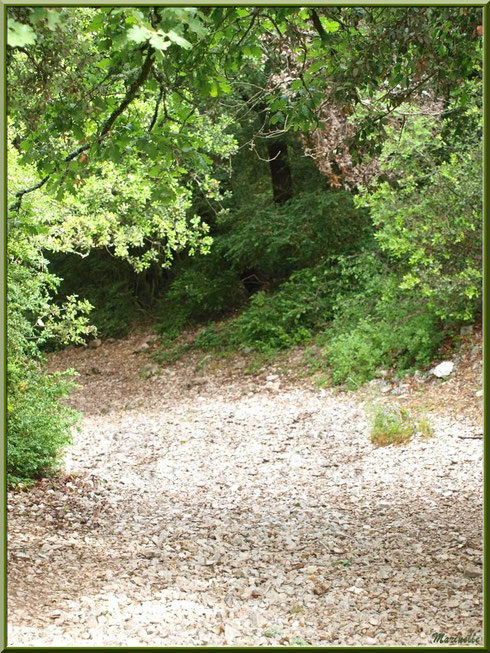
[9,7,481,211]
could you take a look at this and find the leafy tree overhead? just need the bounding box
[9,6,481,211]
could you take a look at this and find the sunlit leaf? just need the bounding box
[126,24,150,44]
[8,19,36,47]
[166,30,192,49]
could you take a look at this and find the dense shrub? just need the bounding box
[320,105,482,387]
[224,263,341,351]
[217,189,372,280]
[229,290,312,351]
[153,182,374,351]
[7,253,88,486]
[356,110,482,323]
[180,254,370,353]
[8,146,93,486]
[325,307,442,388]
[319,254,443,387]
[155,247,444,377]
[8,363,79,486]
[155,255,247,335]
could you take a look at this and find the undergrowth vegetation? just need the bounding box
[50,250,143,340]
[150,105,481,389]
[7,365,79,485]
[369,405,433,447]
[7,183,91,485]
[369,406,416,447]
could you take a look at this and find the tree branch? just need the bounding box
[8,176,50,212]
[9,47,155,212]
[148,85,164,132]
[309,9,327,41]
[97,46,154,141]
[234,11,258,49]
[309,9,337,58]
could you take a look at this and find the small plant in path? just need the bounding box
[417,413,434,439]
[370,405,415,446]
[291,636,311,646]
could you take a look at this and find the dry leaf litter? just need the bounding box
[8,328,483,646]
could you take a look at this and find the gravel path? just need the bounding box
[8,334,483,646]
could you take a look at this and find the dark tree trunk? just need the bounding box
[267,139,293,203]
[238,92,294,204]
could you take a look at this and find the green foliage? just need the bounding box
[50,250,141,339]
[76,278,136,340]
[8,17,36,47]
[368,404,432,447]
[154,145,369,347]
[312,99,482,389]
[7,142,94,486]
[154,246,444,381]
[320,255,443,387]
[326,309,442,388]
[187,249,443,387]
[356,109,482,323]
[43,158,215,272]
[7,247,86,485]
[8,145,95,347]
[8,137,223,273]
[217,190,371,279]
[230,290,312,352]
[226,264,339,352]
[8,364,79,486]
[291,637,311,647]
[418,415,434,439]
[147,107,480,383]
[168,254,351,355]
[9,6,480,217]
[369,406,415,447]
[156,256,246,333]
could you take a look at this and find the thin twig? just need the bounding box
[148,85,164,132]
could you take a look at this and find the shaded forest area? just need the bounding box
[7,6,482,485]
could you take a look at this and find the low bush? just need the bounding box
[7,193,92,487]
[314,252,444,387]
[153,249,445,386]
[369,405,433,447]
[226,267,333,352]
[157,256,246,330]
[370,405,415,446]
[326,306,442,388]
[356,113,482,324]
[7,362,79,486]
[188,259,347,354]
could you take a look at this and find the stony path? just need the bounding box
[8,334,483,646]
